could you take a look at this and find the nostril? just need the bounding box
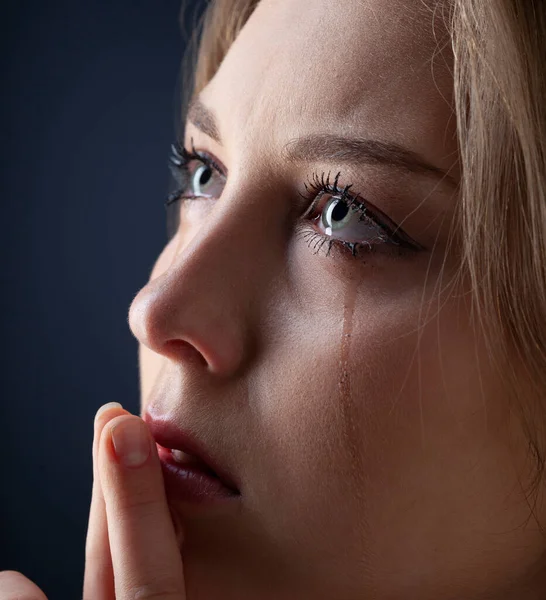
[163,339,207,366]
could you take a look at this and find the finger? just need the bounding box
[99,414,186,600]
[83,402,130,600]
[0,571,48,600]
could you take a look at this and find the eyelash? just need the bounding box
[296,171,417,259]
[165,142,419,261]
[166,140,225,203]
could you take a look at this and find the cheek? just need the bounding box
[246,278,490,565]
[244,284,409,564]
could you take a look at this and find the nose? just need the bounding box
[128,193,271,378]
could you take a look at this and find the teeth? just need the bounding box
[170,448,218,478]
[171,449,192,464]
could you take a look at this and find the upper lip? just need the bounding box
[143,411,240,493]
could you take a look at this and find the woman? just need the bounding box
[3,0,546,598]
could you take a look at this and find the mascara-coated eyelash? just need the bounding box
[170,138,226,176]
[165,138,226,207]
[164,139,227,241]
[163,143,423,260]
[296,171,422,259]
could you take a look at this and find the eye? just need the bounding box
[166,140,226,201]
[187,161,225,199]
[298,171,422,259]
[311,194,389,248]
[164,141,226,240]
[323,197,353,232]
[174,155,225,200]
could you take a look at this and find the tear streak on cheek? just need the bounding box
[340,281,358,409]
[338,278,369,510]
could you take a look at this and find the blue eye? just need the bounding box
[193,164,211,193]
[164,141,226,240]
[164,144,421,259]
[167,142,225,202]
[298,171,421,259]
[317,196,388,246]
[323,197,353,231]
[188,162,224,198]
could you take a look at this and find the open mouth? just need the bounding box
[155,444,241,505]
[167,447,220,478]
[144,412,241,497]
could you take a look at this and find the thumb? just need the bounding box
[0,571,48,600]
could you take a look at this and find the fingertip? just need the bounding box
[94,402,124,426]
[93,404,131,463]
[99,414,150,460]
[111,417,151,468]
[0,571,48,600]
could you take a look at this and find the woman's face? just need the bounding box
[128,1,545,598]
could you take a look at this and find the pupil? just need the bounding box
[199,168,212,186]
[331,201,349,222]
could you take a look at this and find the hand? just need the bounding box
[0,572,47,600]
[0,403,187,600]
[83,402,187,600]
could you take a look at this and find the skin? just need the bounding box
[131,0,546,597]
[3,0,546,599]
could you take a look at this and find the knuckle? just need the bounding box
[126,577,182,600]
[115,488,163,515]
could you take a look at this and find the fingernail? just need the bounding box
[95,402,123,425]
[111,418,150,468]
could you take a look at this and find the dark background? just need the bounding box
[1,1,204,597]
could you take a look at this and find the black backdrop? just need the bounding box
[1,1,204,597]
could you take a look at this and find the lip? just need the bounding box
[156,446,240,508]
[143,412,241,498]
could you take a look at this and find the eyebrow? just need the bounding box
[187,97,458,188]
[187,97,222,144]
[283,135,458,188]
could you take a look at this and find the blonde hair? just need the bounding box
[451,2,546,509]
[181,0,546,508]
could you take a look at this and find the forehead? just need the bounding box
[200,0,455,171]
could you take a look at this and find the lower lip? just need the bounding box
[156,445,241,507]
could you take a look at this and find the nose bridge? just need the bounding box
[128,191,276,377]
